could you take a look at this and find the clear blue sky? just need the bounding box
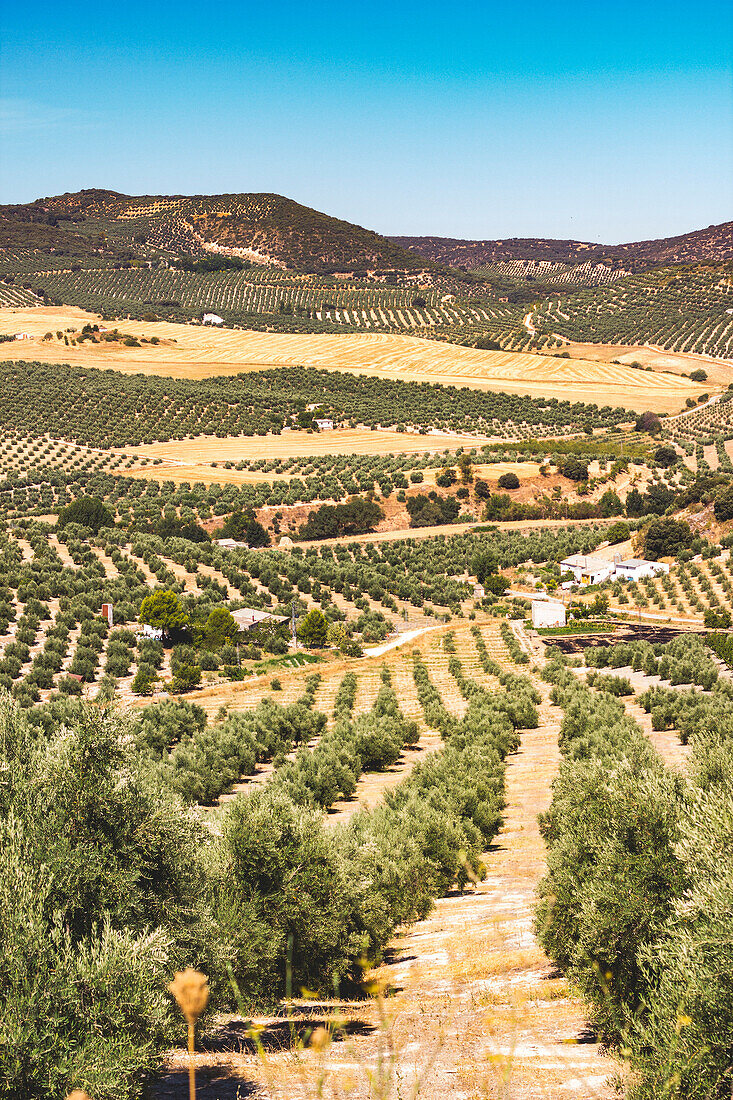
[1,0,731,242]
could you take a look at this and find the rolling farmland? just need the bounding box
[0,307,707,411]
[3,191,733,1100]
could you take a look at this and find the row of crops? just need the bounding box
[0,433,141,479]
[666,392,733,445]
[538,636,732,1096]
[605,550,733,624]
[472,258,631,286]
[0,282,40,307]
[2,607,540,1097]
[16,263,536,339]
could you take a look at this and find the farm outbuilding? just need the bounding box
[202,312,224,325]
[531,600,566,629]
[230,608,289,632]
[614,559,670,582]
[560,554,615,586]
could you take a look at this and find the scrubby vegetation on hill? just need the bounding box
[392,221,733,271]
[1,190,433,275]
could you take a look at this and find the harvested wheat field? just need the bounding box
[119,428,492,466]
[0,306,706,411]
[559,339,733,380]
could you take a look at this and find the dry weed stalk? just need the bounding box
[169,968,210,1100]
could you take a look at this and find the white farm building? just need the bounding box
[230,608,288,632]
[560,553,670,587]
[614,559,670,582]
[531,599,566,629]
[560,554,615,587]
[202,312,224,325]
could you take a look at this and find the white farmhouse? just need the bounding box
[202,313,224,325]
[560,554,615,586]
[315,418,334,430]
[615,559,670,582]
[531,599,566,629]
[230,608,289,632]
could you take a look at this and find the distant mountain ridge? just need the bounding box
[0,190,433,275]
[390,221,733,271]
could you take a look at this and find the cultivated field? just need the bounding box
[557,339,732,378]
[0,306,707,411]
[119,428,492,465]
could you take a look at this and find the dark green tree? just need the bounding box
[298,609,328,647]
[57,496,114,533]
[139,589,188,640]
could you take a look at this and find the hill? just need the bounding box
[0,190,432,275]
[391,221,733,272]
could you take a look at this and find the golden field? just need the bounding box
[0,306,709,412]
[122,441,543,489]
[119,428,491,466]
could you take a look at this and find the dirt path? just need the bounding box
[363,624,441,658]
[322,678,615,1100]
[170,663,615,1100]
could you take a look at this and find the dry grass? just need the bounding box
[0,306,707,411]
[116,428,491,466]
[559,338,732,382]
[119,454,546,491]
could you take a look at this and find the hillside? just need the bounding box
[531,262,733,359]
[391,220,733,271]
[0,190,432,275]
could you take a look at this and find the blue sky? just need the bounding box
[1,0,731,241]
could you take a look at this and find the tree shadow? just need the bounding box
[198,1014,375,1054]
[152,1067,260,1099]
[574,1025,599,1044]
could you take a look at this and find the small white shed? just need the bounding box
[531,600,566,629]
[202,312,224,325]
